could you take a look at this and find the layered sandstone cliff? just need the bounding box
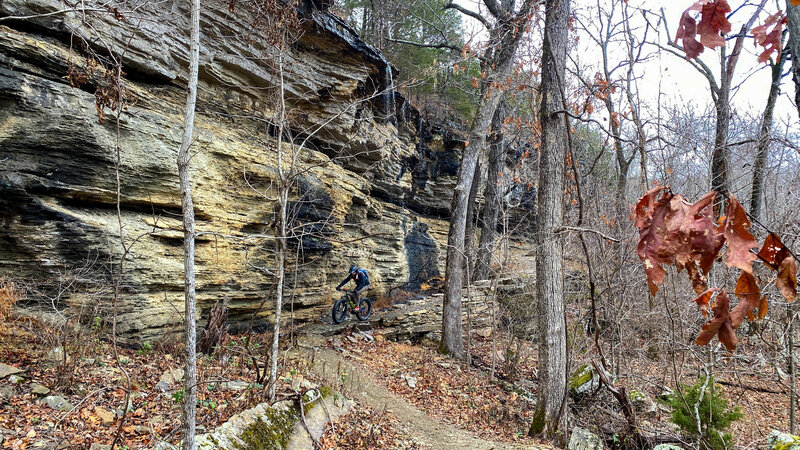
[0,0,468,340]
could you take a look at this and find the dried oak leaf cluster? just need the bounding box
[676,0,790,63]
[632,186,798,351]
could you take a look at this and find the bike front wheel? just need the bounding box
[356,298,372,321]
[332,297,348,324]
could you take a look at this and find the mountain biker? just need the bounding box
[336,264,370,310]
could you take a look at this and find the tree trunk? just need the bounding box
[464,161,482,279]
[475,99,505,282]
[788,0,800,119]
[269,188,287,402]
[440,0,535,358]
[179,0,201,447]
[529,0,569,439]
[750,45,787,220]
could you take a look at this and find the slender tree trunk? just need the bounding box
[440,0,534,358]
[711,51,731,214]
[787,0,800,119]
[791,305,796,434]
[750,45,787,220]
[179,0,201,447]
[464,161,482,279]
[529,0,569,439]
[475,99,506,281]
[269,53,289,403]
[269,189,287,402]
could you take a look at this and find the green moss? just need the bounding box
[629,390,645,402]
[528,409,546,436]
[775,436,800,450]
[569,364,592,391]
[234,406,299,450]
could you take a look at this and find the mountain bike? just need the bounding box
[331,289,372,324]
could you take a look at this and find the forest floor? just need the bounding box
[0,311,794,449]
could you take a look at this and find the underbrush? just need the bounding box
[0,320,318,448]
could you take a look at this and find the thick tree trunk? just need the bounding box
[440,1,534,358]
[179,0,201,448]
[750,46,787,220]
[529,0,569,439]
[475,100,506,281]
[788,0,800,119]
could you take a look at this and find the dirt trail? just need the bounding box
[298,332,550,450]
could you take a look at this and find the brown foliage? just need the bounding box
[696,290,737,351]
[0,278,21,331]
[752,12,787,64]
[632,188,798,350]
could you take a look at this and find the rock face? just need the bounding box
[0,1,472,340]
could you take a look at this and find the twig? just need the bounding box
[554,226,621,243]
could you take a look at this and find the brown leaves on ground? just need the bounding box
[0,322,309,449]
[319,401,428,449]
[333,333,539,444]
[752,12,787,64]
[676,0,732,59]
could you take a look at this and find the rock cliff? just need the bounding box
[0,0,469,340]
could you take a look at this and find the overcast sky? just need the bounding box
[454,0,798,132]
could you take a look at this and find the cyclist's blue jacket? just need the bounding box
[337,269,370,292]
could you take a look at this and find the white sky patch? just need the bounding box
[454,0,798,133]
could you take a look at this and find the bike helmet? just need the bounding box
[349,264,358,275]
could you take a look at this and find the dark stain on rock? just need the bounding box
[404,221,439,291]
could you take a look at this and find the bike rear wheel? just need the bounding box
[332,297,348,324]
[356,298,372,321]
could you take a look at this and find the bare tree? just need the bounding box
[440,0,536,359]
[529,0,569,439]
[474,98,506,281]
[750,37,788,220]
[788,0,800,119]
[177,0,201,447]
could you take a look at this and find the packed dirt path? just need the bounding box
[298,331,551,450]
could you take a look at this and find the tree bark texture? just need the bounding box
[750,45,787,220]
[464,161,482,280]
[179,0,200,447]
[529,0,569,439]
[787,0,800,119]
[475,99,506,281]
[440,0,534,358]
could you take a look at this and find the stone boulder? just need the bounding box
[568,427,603,450]
[768,430,800,449]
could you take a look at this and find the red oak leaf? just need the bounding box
[777,256,798,302]
[758,233,791,270]
[752,12,787,64]
[697,0,732,48]
[692,288,718,317]
[676,5,705,59]
[696,290,737,351]
[731,271,761,328]
[722,195,758,274]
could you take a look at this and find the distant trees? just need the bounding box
[336,0,477,120]
[439,0,536,359]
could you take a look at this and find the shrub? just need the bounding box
[0,278,21,332]
[662,375,743,450]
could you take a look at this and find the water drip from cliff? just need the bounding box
[384,65,396,125]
